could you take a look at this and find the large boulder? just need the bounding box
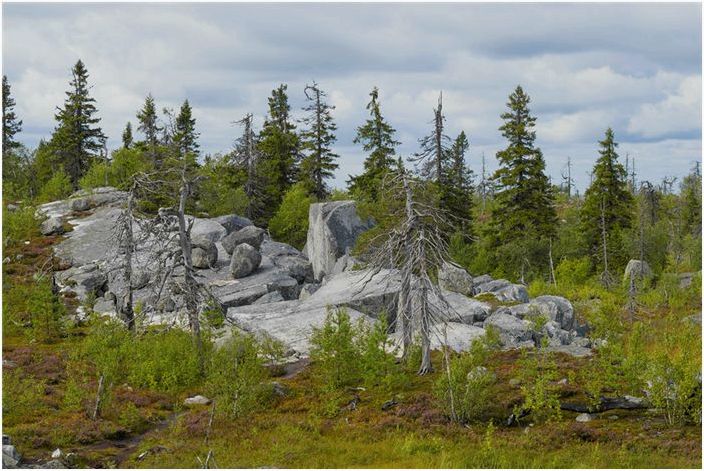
[222,226,266,254]
[191,237,218,269]
[271,255,314,283]
[189,217,227,243]
[439,262,474,297]
[229,243,262,279]
[213,214,253,235]
[441,291,493,324]
[484,311,534,346]
[624,259,653,281]
[260,240,302,259]
[531,295,574,331]
[306,200,371,281]
[474,278,529,303]
[54,263,108,298]
[3,435,21,468]
[40,216,64,236]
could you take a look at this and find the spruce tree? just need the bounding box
[2,75,23,155]
[257,84,301,218]
[50,60,106,189]
[348,87,400,201]
[299,81,339,199]
[444,131,474,238]
[580,128,634,274]
[173,99,199,158]
[136,93,162,167]
[122,122,133,149]
[491,86,556,243]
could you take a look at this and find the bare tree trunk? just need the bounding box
[398,172,416,359]
[92,375,104,420]
[417,230,433,375]
[548,238,557,287]
[122,184,136,330]
[176,168,204,374]
[600,197,613,288]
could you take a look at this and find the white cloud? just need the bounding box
[627,75,702,138]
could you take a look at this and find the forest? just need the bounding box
[2,59,702,468]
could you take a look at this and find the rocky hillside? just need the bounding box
[39,187,591,358]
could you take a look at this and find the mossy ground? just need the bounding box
[2,225,701,469]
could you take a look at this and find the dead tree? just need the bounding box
[561,156,574,199]
[232,113,262,220]
[410,92,450,183]
[361,159,457,375]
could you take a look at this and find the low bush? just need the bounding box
[269,183,315,249]
[37,169,72,203]
[3,205,40,247]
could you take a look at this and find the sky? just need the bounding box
[2,2,702,192]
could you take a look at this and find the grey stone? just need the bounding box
[306,200,372,281]
[130,270,150,290]
[70,197,91,212]
[624,259,653,281]
[575,413,594,422]
[222,226,266,253]
[298,283,320,300]
[40,216,64,236]
[3,444,21,468]
[184,395,211,406]
[191,237,218,269]
[253,291,285,304]
[230,243,262,278]
[546,344,593,357]
[677,272,699,289]
[494,284,529,303]
[272,255,314,283]
[484,311,533,346]
[51,449,62,460]
[6,203,19,212]
[473,278,510,295]
[43,459,65,469]
[213,214,253,235]
[331,254,359,276]
[93,297,117,315]
[260,240,302,259]
[472,274,493,286]
[189,217,227,243]
[531,295,574,330]
[55,264,108,298]
[439,261,474,297]
[441,291,492,324]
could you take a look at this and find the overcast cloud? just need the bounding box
[3,2,701,191]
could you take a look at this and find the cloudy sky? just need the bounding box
[3,2,701,192]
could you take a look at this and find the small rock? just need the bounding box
[438,261,474,297]
[191,237,218,269]
[70,197,91,212]
[6,203,19,212]
[40,216,65,236]
[608,415,619,420]
[271,382,290,398]
[509,378,521,387]
[557,378,568,385]
[575,413,594,422]
[184,395,211,406]
[51,449,62,459]
[43,459,65,468]
[3,443,21,468]
[381,399,398,411]
[2,257,10,264]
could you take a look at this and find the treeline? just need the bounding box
[2,60,701,281]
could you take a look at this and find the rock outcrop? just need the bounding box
[306,200,371,281]
[439,261,474,297]
[40,216,64,236]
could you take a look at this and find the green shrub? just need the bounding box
[356,313,404,391]
[433,332,499,423]
[79,161,111,190]
[37,169,72,203]
[2,369,48,426]
[513,331,562,423]
[269,183,315,249]
[3,205,40,247]
[205,331,270,418]
[309,307,361,391]
[555,256,592,286]
[3,277,66,342]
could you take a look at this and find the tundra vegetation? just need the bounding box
[1,62,701,468]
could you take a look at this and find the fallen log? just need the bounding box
[560,395,649,413]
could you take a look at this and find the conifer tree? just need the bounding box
[173,99,199,158]
[122,122,133,149]
[580,128,634,274]
[299,81,339,199]
[136,93,162,167]
[444,131,474,238]
[348,87,400,201]
[491,86,556,243]
[2,75,22,155]
[258,84,301,218]
[232,113,263,220]
[50,60,106,189]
